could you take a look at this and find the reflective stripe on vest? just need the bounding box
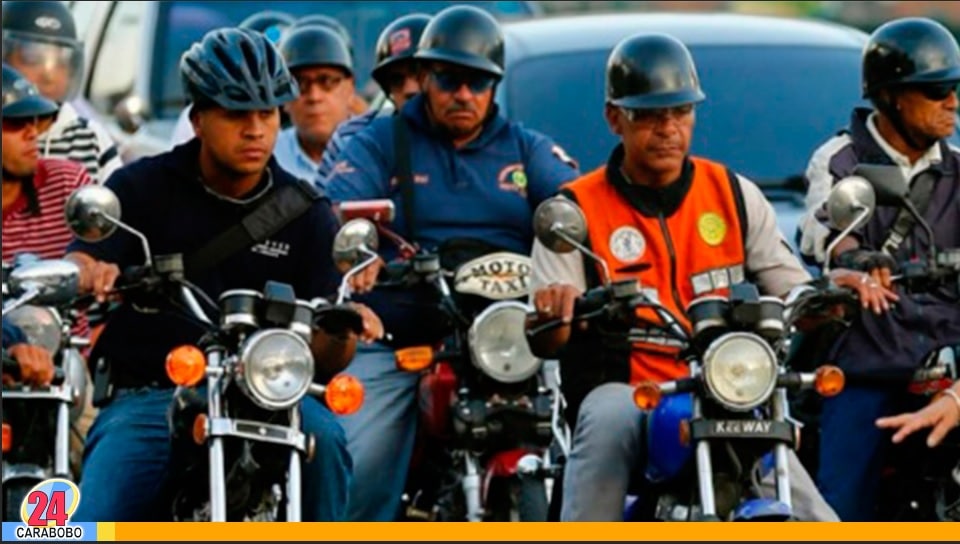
[564,157,746,383]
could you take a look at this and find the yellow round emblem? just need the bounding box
[698,212,727,247]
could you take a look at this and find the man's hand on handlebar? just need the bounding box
[4,343,55,386]
[66,252,120,303]
[827,268,900,315]
[531,283,581,325]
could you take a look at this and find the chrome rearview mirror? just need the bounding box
[824,176,876,274]
[64,184,121,242]
[332,219,381,304]
[64,185,154,267]
[4,259,81,312]
[532,196,611,285]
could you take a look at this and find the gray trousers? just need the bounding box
[560,383,840,521]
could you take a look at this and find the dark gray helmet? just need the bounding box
[372,13,431,93]
[414,5,504,79]
[180,27,299,110]
[2,62,59,118]
[279,25,353,76]
[862,17,960,98]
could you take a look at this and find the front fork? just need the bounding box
[693,389,794,519]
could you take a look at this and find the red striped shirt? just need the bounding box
[3,158,95,339]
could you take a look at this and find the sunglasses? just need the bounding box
[295,74,346,93]
[383,65,419,91]
[430,70,496,94]
[914,82,959,102]
[621,104,695,124]
[2,114,56,134]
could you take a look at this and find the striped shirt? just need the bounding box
[3,158,95,338]
[39,102,122,184]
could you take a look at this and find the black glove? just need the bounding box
[835,249,898,274]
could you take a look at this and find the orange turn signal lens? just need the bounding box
[2,423,11,453]
[325,374,365,416]
[814,365,845,397]
[395,346,434,372]
[633,380,662,410]
[192,414,208,445]
[165,345,207,387]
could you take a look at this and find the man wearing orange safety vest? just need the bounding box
[525,33,896,522]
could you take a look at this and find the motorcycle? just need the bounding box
[1,257,90,521]
[525,196,849,521]
[333,200,570,522]
[797,171,960,521]
[60,185,368,522]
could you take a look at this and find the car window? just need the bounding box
[87,1,147,117]
[503,45,875,188]
[150,0,538,121]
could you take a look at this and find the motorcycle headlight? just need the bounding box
[703,332,778,412]
[239,329,314,410]
[468,301,542,383]
[4,305,62,353]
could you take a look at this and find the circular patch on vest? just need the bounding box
[698,212,727,247]
[609,226,646,263]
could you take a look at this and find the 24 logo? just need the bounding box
[20,478,80,527]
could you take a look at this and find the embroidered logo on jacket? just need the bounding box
[497,163,528,196]
[251,240,290,259]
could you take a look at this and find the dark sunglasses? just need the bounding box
[384,66,419,91]
[915,82,959,101]
[1,114,56,133]
[430,70,496,94]
[621,104,695,124]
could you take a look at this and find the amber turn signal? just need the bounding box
[395,346,434,372]
[165,345,207,387]
[325,374,365,416]
[814,365,845,397]
[633,380,662,410]
[2,423,11,453]
[192,414,208,445]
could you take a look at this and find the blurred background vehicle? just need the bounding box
[65,0,542,161]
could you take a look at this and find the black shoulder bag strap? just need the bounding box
[880,169,938,256]
[183,178,322,275]
[392,114,416,242]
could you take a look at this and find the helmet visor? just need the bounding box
[2,32,84,102]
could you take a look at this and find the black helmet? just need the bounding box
[862,17,960,98]
[239,10,295,45]
[2,63,59,118]
[606,33,706,109]
[372,14,431,92]
[290,15,354,61]
[414,5,504,79]
[1,0,84,102]
[180,27,299,111]
[279,25,353,76]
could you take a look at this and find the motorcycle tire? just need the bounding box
[486,477,549,522]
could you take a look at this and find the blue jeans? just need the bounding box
[336,341,420,521]
[816,384,917,521]
[72,386,351,521]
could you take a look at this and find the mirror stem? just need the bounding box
[98,213,153,268]
[1,284,40,313]
[824,206,870,275]
[554,229,612,286]
[336,248,379,305]
[898,198,938,271]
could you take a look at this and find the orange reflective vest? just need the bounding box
[563,156,746,384]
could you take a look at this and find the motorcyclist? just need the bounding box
[1,0,122,183]
[321,4,581,521]
[526,32,894,522]
[64,27,382,522]
[317,13,432,181]
[288,14,368,116]
[796,17,960,521]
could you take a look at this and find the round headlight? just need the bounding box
[239,329,314,410]
[4,305,63,353]
[703,332,778,412]
[468,301,542,384]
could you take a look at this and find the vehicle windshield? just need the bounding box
[503,45,877,188]
[151,0,537,120]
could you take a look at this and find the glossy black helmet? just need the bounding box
[180,27,299,110]
[606,33,706,109]
[371,13,431,93]
[862,17,960,98]
[414,5,504,79]
[238,10,295,45]
[1,0,84,101]
[2,62,59,118]
[279,25,353,76]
